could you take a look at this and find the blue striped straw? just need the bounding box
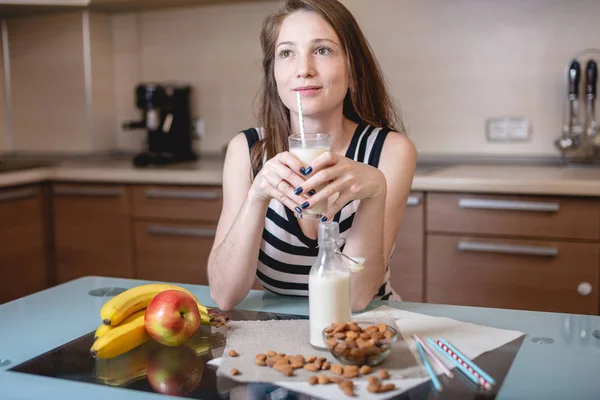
[415,340,443,392]
[439,338,496,385]
[426,337,481,387]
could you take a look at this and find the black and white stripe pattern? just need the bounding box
[244,123,394,300]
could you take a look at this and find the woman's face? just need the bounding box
[273,10,349,119]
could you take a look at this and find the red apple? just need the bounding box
[145,290,201,346]
[146,345,203,396]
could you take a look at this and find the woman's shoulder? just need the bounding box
[378,128,417,171]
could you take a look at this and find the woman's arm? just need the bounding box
[208,133,308,311]
[345,133,417,310]
[207,133,268,311]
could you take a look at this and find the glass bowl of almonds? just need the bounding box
[322,321,397,366]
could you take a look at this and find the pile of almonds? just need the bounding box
[324,322,395,365]
[226,347,396,397]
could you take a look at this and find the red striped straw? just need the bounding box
[436,340,493,391]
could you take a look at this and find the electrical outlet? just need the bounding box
[507,117,530,141]
[486,118,508,142]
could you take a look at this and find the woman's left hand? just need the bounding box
[297,152,386,221]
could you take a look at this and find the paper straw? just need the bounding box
[436,339,494,389]
[412,334,453,378]
[439,338,496,385]
[415,340,444,392]
[296,91,305,143]
[426,338,493,391]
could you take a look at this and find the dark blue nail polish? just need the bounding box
[308,189,316,196]
[300,167,306,174]
[303,166,313,175]
[295,206,302,214]
[320,216,327,222]
[294,187,303,195]
[301,201,309,209]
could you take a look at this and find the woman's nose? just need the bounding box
[295,55,315,78]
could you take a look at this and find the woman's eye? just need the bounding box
[316,47,331,56]
[279,50,292,58]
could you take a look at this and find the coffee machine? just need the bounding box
[122,83,198,167]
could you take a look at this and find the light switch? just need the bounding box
[486,118,508,142]
[507,117,530,141]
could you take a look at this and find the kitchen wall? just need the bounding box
[1,0,600,157]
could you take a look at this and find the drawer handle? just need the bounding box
[145,189,221,200]
[54,187,122,197]
[147,225,217,238]
[0,188,37,202]
[457,241,558,257]
[458,198,560,212]
[406,195,420,206]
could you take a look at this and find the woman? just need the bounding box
[208,0,417,312]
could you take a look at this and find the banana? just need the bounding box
[94,309,146,340]
[100,283,204,326]
[95,342,153,386]
[90,313,149,359]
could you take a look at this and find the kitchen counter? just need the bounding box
[3,156,600,197]
[0,276,599,399]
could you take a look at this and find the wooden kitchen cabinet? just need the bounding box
[0,184,49,304]
[427,193,600,241]
[52,183,134,283]
[425,191,600,315]
[131,184,222,286]
[426,235,600,315]
[389,192,424,302]
[133,221,215,285]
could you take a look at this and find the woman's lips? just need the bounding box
[294,86,322,95]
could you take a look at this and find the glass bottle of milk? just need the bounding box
[308,221,352,349]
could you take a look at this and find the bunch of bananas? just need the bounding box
[90,283,229,359]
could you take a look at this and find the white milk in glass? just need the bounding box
[288,133,330,219]
[308,221,352,349]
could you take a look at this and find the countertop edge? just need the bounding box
[3,164,600,197]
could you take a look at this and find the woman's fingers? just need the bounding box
[301,175,353,212]
[300,151,339,176]
[263,171,308,212]
[321,191,355,222]
[299,163,349,198]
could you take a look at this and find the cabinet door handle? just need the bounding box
[458,198,560,212]
[147,225,217,238]
[0,188,38,202]
[54,187,122,197]
[406,195,421,206]
[457,241,558,257]
[144,189,221,200]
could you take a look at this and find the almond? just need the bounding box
[321,361,331,370]
[308,376,318,385]
[379,369,390,379]
[230,368,240,376]
[306,355,317,363]
[228,349,239,357]
[318,374,330,385]
[331,364,343,375]
[380,383,396,392]
[303,363,319,372]
[266,350,277,357]
[360,365,373,375]
[377,323,388,333]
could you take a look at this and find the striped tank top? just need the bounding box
[243,123,395,300]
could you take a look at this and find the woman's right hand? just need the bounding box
[250,151,310,212]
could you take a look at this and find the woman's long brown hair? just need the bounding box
[251,0,404,177]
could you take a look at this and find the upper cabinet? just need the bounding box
[0,0,276,17]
